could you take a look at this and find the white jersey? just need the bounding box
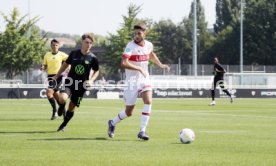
[122,40,153,80]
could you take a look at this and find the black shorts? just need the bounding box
[48,75,63,92]
[61,86,86,107]
[213,77,225,89]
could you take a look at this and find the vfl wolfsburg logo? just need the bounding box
[75,65,85,75]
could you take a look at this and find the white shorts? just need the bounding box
[123,78,152,105]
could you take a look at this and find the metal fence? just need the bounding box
[1,64,276,84]
[150,64,276,76]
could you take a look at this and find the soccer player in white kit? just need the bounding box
[108,23,170,140]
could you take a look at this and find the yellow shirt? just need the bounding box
[43,51,68,75]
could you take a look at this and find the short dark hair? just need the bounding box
[134,23,147,31]
[50,39,59,45]
[82,33,94,42]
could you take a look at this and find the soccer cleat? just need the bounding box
[137,131,149,141]
[57,123,66,132]
[108,120,115,138]
[209,101,216,106]
[50,111,58,120]
[58,107,66,117]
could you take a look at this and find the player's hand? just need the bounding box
[140,69,149,78]
[84,80,93,88]
[52,75,58,80]
[160,64,170,72]
[40,66,45,71]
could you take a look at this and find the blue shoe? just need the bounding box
[108,120,115,138]
[137,131,149,141]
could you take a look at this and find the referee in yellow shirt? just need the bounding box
[41,39,68,120]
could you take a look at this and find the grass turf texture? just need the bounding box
[0,98,275,166]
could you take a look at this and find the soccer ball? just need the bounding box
[179,128,195,144]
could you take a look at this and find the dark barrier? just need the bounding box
[0,88,276,99]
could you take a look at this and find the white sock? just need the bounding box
[112,111,127,126]
[140,104,152,132]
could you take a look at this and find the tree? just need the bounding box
[154,19,179,64]
[75,33,107,48]
[214,0,240,33]
[180,0,211,64]
[243,0,276,65]
[152,0,211,66]
[204,0,241,64]
[104,4,142,79]
[0,8,47,79]
[208,0,276,65]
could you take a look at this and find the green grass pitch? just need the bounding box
[0,98,275,166]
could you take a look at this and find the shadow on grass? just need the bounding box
[29,137,139,142]
[0,131,56,134]
[171,142,193,145]
[0,118,49,121]
[30,137,108,141]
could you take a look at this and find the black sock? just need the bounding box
[55,98,61,106]
[223,89,231,97]
[211,90,215,101]
[62,111,74,127]
[48,98,57,112]
[59,103,66,111]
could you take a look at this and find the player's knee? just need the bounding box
[59,94,67,104]
[46,90,53,98]
[125,109,134,116]
[144,100,152,105]
[125,111,132,117]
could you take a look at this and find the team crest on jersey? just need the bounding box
[75,65,85,75]
[84,60,90,64]
[125,48,131,52]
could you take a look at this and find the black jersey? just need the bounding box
[66,49,99,82]
[213,63,225,79]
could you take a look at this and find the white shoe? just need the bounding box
[209,101,216,106]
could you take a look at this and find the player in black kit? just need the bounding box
[209,57,233,106]
[53,34,99,131]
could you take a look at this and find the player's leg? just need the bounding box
[219,81,233,103]
[210,79,217,106]
[47,76,59,119]
[57,101,76,132]
[53,91,60,105]
[53,76,63,106]
[138,90,152,140]
[57,76,70,116]
[57,90,83,132]
[108,89,138,138]
[46,88,58,120]
[57,87,70,117]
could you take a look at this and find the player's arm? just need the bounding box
[85,58,100,87]
[53,62,69,79]
[215,64,226,73]
[40,55,47,71]
[41,64,47,71]
[89,70,99,83]
[121,57,148,78]
[149,52,170,71]
[55,51,73,79]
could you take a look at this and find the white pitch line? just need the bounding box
[155,110,276,120]
[199,130,248,134]
[1,102,275,120]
